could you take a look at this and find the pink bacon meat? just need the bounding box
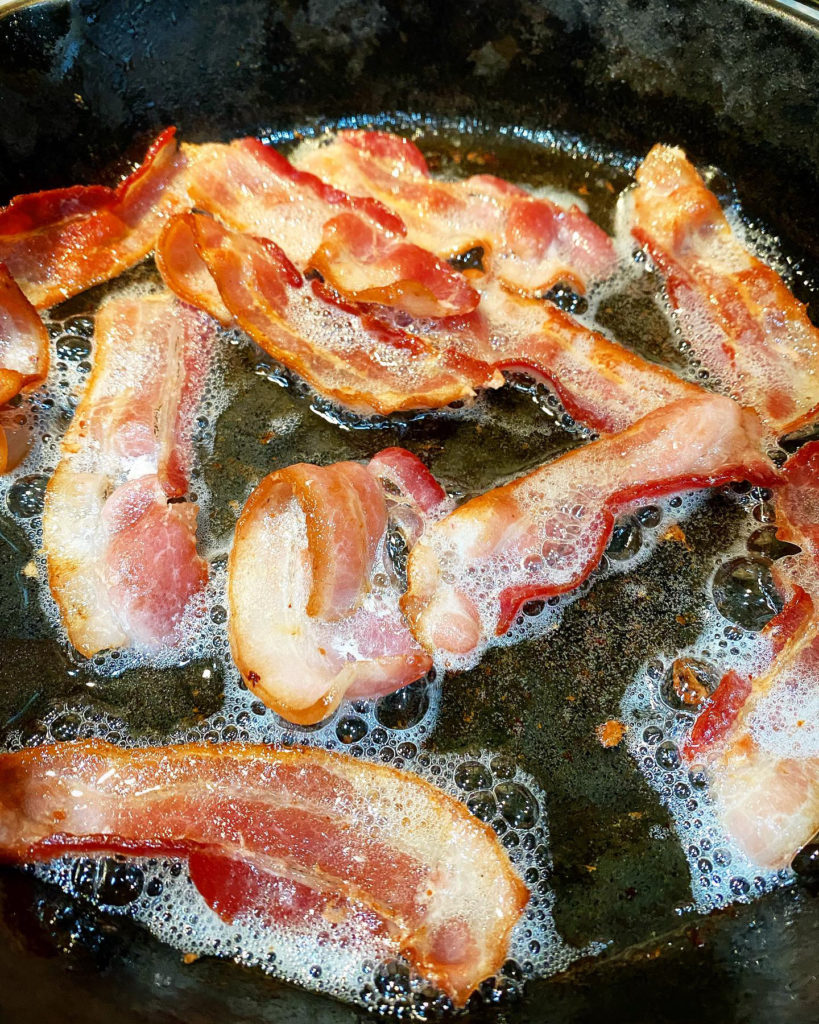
[296,130,617,295]
[42,294,212,656]
[402,394,778,662]
[157,212,500,415]
[0,128,191,309]
[0,264,49,472]
[228,449,444,725]
[630,144,819,438]
[0,740,528,1004]
[683,442,819,868]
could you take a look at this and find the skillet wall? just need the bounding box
[1,0,819,261]
[0,1,818,1022]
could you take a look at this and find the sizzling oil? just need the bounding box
[0,113,816,1016]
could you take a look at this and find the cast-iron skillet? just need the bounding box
[0,1,818,1021]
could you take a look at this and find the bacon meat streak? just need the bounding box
[402,395,778,661]
[0,740,528,1004]
[0,265,49,471]
[42,295,212,656]
[157,212,499,415]
[228,449,444,724]
[0,128,191,310]
[630,144,819,438]
[684,442,819,868]
[294,132,700,433]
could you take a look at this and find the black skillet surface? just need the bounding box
[0,1,818,1021]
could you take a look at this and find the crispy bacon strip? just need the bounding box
[0,740,528,1003]
[630,145,819,437]
[310,212,479,317]
[388,276,699,434]
[403,394,778,661]
[0,264,50,472]
[228,450,443,724]
[683,443,819,867]
[157,212,500,415]
[182,137,404,268]
[42,295,212,656]
[296,130,617,295]
[0,128,190,309]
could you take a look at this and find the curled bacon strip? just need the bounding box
[297,130,617,295]
[0,264,50,472]
[0,128,190,309]
[228,450,442,724]
[631,145,819,437]
[42,295,212,656]
[403,395,778,661]
[683,443,819,867]
[0,740,528,1003]
[310,212,479,318]
[157,212,499,415]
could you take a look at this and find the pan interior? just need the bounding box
[0,112,817,1015]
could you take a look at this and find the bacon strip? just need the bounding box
[0,128,191,309]
[293,134,703,433]
[157,212,500,415]
[228,450,442,724]
[296,130,617,295]
[183,140,478,317]
[182,137,404,268]
[0,740,528,1003]
[683,443,819,867]
[42,295,212,656]
[402,395,778,661]
[630,145,819,437]
[390,276,699,434]
[687,606,819,869]
[310,212,479,318]
[0,264,50,472]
